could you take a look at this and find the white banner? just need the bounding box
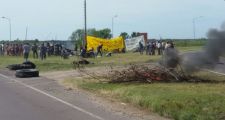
[125,36,145,51]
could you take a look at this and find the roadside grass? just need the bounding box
[63,71,225,120]
[177,46,203,53]
[0,46,202,72]
[0,53,160,72]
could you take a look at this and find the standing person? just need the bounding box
[23,43,30,62]
[15,44,19,56]
[80,46,86,58]
[157,41,162,55]
[146,42,150,55]
[161,41,166,54]
[19,44,23,56]
[32,43,38,59]
[96,44,103,57]
[139,42,144,55]
[165,41,171,50]
[40,43,47,60]
[152,42,156,55]
[0,44,2,56]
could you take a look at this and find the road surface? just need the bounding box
[0,70,167,120]
[212,57,225,75]
[0,74,104,120]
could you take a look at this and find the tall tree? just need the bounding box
[69,28,112,46]
[69,28,97,46]
[120,32,129,40]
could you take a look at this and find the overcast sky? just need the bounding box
[0,0,225,40]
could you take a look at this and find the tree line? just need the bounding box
[69,28,142,46]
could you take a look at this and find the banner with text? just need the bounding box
[125,36,145,51]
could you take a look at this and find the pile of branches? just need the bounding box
[106,64,191,83]
[73,62,214,83]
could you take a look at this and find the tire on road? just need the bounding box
[22,61,36,69]
[15,69,39,78]
[7,64,34,70]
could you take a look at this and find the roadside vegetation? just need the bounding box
[63,71,225,120]
[0,45,202,72]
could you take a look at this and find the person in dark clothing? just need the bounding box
[139,42,144,55]
[146,42,150,55]
[80,46,86,58]
[96,44,103,57]
[23,43,30,62]
[40,43,47,60]
[32,43,38,59]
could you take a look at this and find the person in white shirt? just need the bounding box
[157,42,162,55]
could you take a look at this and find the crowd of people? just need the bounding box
[0,40,176,61]
[0,43,69,61]
[139,41,175,55]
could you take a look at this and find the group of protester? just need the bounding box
[0,42,66,61]
[80,44,104,58]
[139,41,175,55]
[0,44,24,56]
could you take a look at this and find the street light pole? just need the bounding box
[112,15,118,38]
[193,16,203,40]
[25,26,28,40]
[1,16,11,41]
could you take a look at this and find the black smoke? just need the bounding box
[161,22,225,73]
[182,22,225,72]
[160,48,180,68]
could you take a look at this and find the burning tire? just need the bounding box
[15,69,39,78]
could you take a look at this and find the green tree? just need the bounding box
[120,32,129,40]
[131,32,138,38]
[93,28,112,39]
[69,28,112,46]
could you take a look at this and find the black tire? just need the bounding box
[7,64,21,70]
[22,61,36,69]
[15,69,39,78]
[7,64,34,70]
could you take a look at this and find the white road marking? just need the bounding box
[0,74,104,120]
[203,69,225,76]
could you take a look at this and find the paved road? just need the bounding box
[0,75,102,120]
[212,57,225,74]
[0,70,167,120]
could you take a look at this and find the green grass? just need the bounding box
[0,56,75,72]
[0,53,160,72]
[174,39,207,47]
[63,78,225,120]
[0,46,202,72]
[177,46,203,53]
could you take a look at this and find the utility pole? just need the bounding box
[84,0,87,47]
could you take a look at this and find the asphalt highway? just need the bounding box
[0,70,168,120]
[0,75,103,120]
